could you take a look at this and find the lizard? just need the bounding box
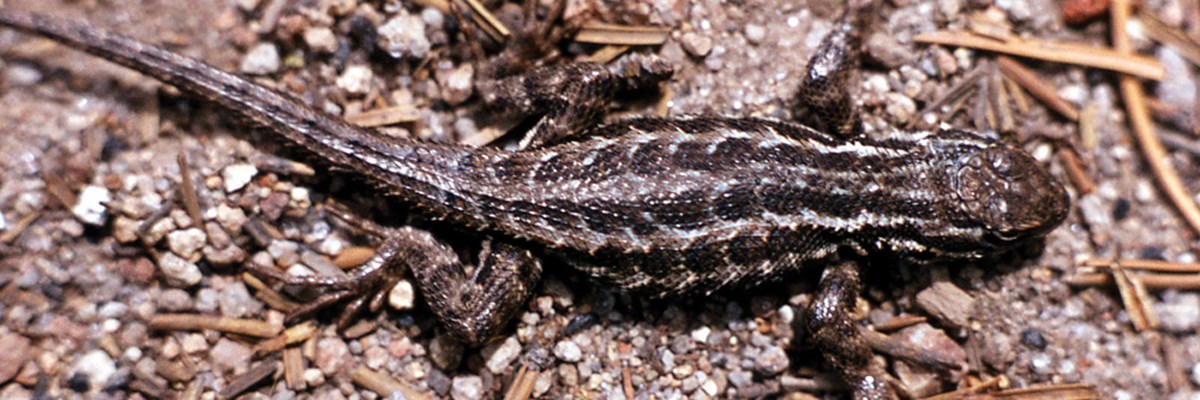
[0,1,1069,398]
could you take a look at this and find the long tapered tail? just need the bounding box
[0,9,471,219]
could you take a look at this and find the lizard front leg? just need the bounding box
[247,224,541,345]
[793,0,876,139]
[806,261,898,400]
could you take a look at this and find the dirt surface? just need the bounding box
[1,0,1198,399]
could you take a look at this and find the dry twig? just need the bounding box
[1110,0,1200,236]
[914,31,1164,80]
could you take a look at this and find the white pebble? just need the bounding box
[337,65,374,95]
[221,163,258,193]
[378,13,431,59]
[239,43,281,75]
[388,280,416,310]
[72,185,111,226]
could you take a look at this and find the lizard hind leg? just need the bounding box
[805,261,899,400]
[793,0,877,139]
[406,232,543,345]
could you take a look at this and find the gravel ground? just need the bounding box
[1,0,1199,399]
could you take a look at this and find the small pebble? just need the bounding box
[303,27,338,54]
[239,43,281,75]
[744,23,766,44]
[681,32,714,57]
[157,289,193,311]
[451,375,484,400]
[482,336,522,374]
[436,62,474,106]
[157,252,202,287]
[755,345,789,375]
[554,340,583,362]
[387,280,416,310]
[314,338,350,375]
[72,185,111,226]
[215,203,248,233]
[1155,292,1200,333]
[377,13,431,59]
[728,370,753,388]
[218,282,262,318]
[915,281,974,329]
[221,164,259,193]
[167,228,207,258]
[210,338,253,374]
[336,65,374,95]
[0,333,32,384]
[72,350,116,392]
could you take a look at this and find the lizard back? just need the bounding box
[0,10,1068,295]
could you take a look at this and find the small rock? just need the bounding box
[554,340,582,362]
[157,289,193,312]
[1020,329,1048,350]
[482,336,522,374]
[436,62,474,106]
[915,281,974,329]
[195,288,219,312]
[1155,291,1200,333]
[215,203,248,233]
[314,338,350,375]
[884,92,917,124]
[388,280,416,310]
[111,216,140,243]
[681,32,713,57]
[167,228,207,258]
[364,346,389,370]
[204,244,247,266]
[744,23,766,44]
[336,65,374,95]
[451,375,484,400]
[701,378,719,396]
[158,252,202,287]
[429,334,463,370]
[894,323,967,365]
[0,333,31,384]
[377,13,431,59]
[240,43,281,75]
[894,359,940,397]
[755,345,789,375]
[221,164,258,193]
[728,370,753,388]
[303,27,338,54]
[180,333,209,353]
[210,338,253,374]
[218,282,262,318]
[691,326,711,343]
[71,350,115,392]
[72,185,111,226]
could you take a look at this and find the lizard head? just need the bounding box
[950,143,1069,250]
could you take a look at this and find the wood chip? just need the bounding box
[1109,259,1160,331]
[345,104,420,127]
[914,31,1164,80]
[351,365,428,400]
[149,313,282,337]
[990,383,1101,399]
[502,364,537,400]
[218,359,278,399]
[574,22,670,46]
[176,153,203,227]
[1057,148,1097,195]
[283,347,307,391]
[996,56,1080,121]
[459,0,510,42]
[1082,257,1200,272]
[1068,271,1200,290]
[333,246,376,269]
